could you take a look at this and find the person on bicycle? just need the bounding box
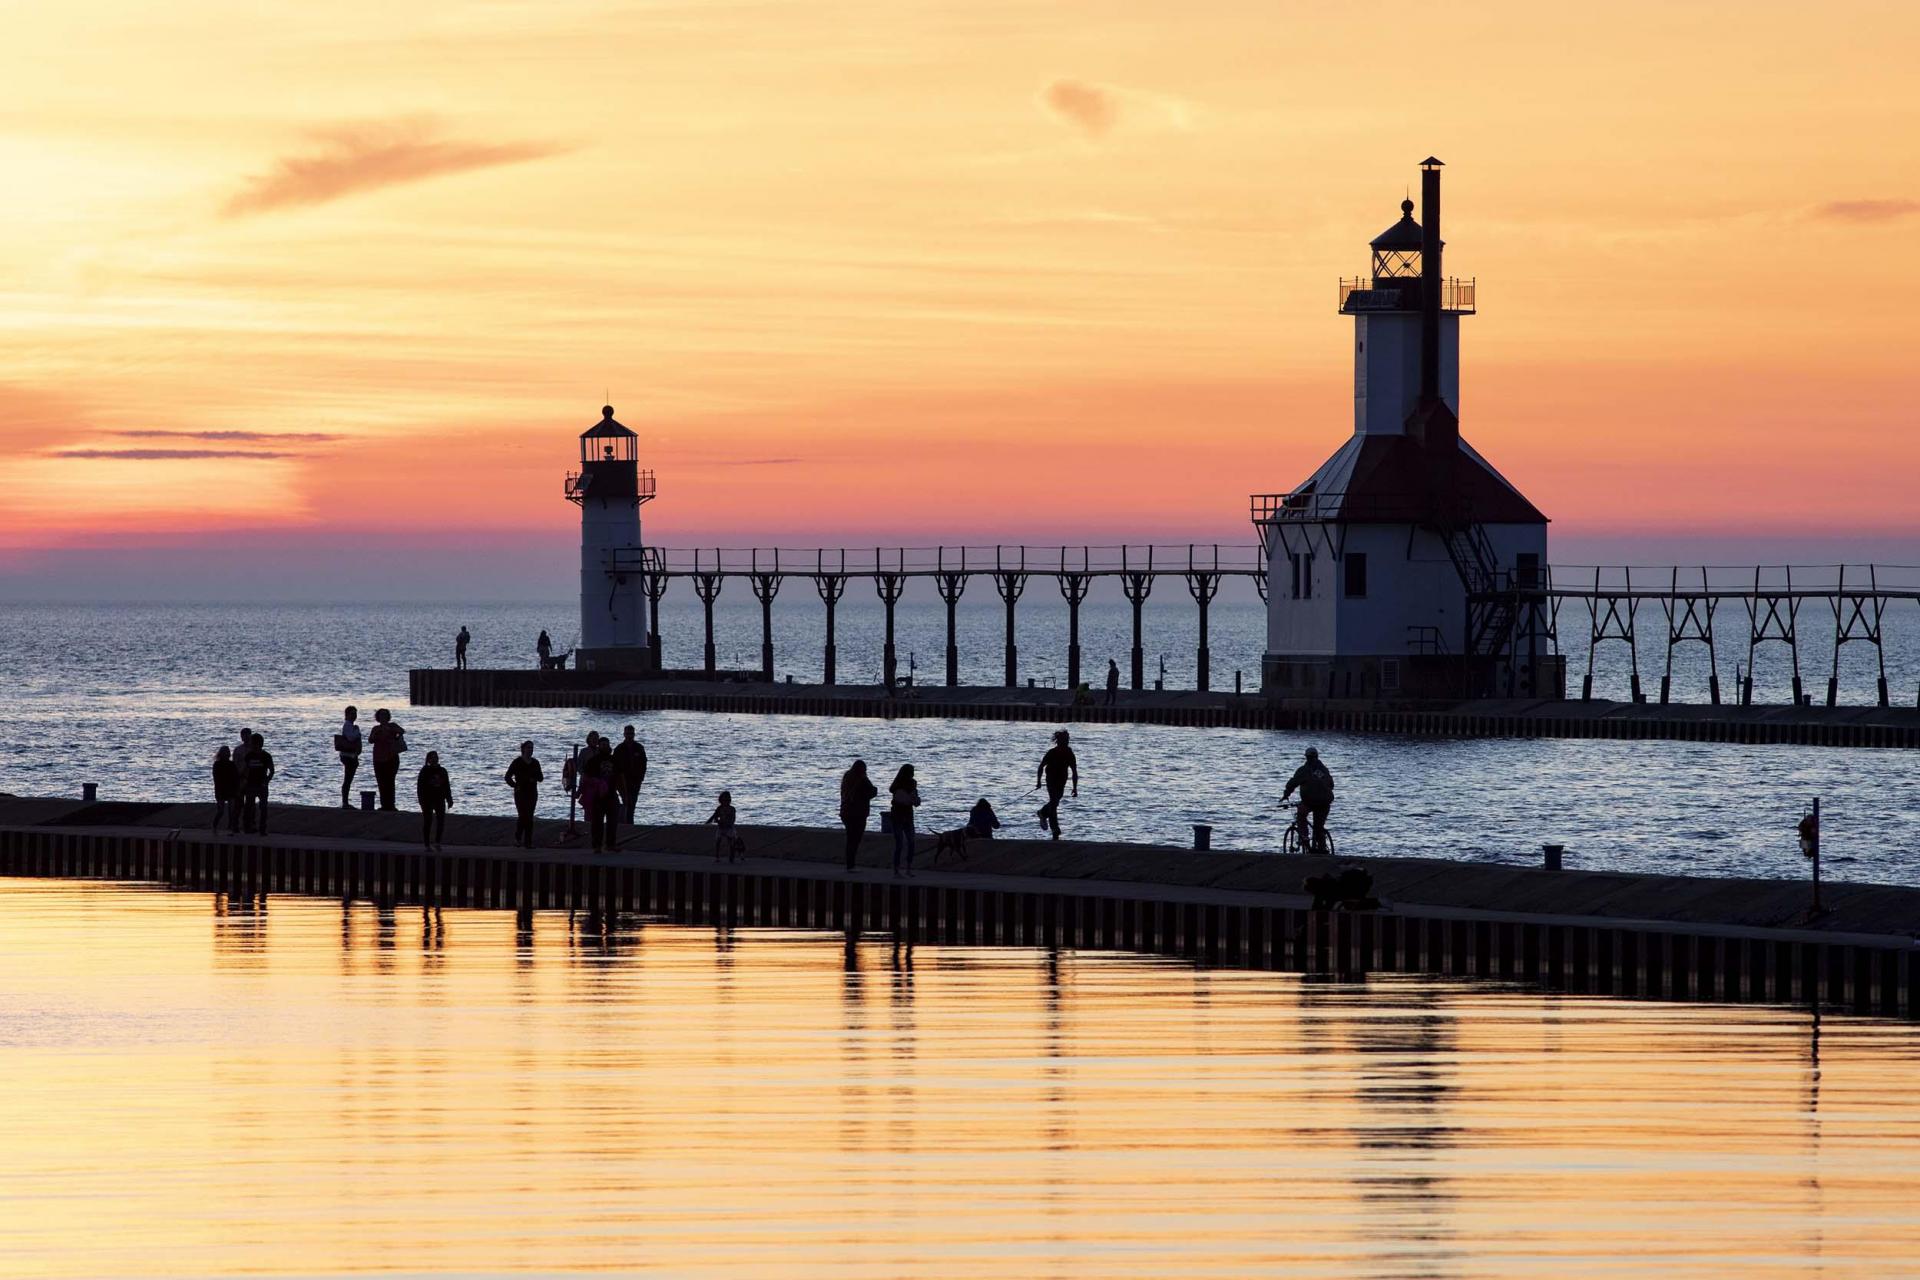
[1282,746,1335,854]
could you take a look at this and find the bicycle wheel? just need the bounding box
[1280,821,1300,856]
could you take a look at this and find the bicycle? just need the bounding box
[1280,801,1336,857]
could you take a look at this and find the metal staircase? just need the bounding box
[1436,519,1516,659]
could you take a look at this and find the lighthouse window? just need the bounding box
[1343,553,1368,599]
[1290,552,1313,600]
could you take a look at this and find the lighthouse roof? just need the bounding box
[1284,432,1546,525]
[1370,199,1436,252]
[582,405,636,439]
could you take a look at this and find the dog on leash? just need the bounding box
[929,827,970,864]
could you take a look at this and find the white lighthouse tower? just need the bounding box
[567,404,657,673]
[1253,159,1558,699]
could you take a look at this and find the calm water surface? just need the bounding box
[0,879,1916,1278]
[4,602,1919,883]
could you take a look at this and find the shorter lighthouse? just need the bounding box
[566,405,657,672]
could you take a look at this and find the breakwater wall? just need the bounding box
[3,799,1914,1018]
[409,670,1920,748]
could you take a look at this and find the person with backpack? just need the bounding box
[1282,746,1336,855]
[336,705,363,808]
[505,741,543,849]
[368,708,407,811]
[416,750,453,850]
[240,732,275,836]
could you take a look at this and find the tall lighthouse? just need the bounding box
[1252,159,1556,699]
[566,404,657,672]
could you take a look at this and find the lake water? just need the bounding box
[1,878,1916,1279]
[3,602,1918,884]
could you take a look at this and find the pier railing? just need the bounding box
[617,544,1265,577]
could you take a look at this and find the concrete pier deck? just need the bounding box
[409,670,1920,748]
[4,794,1914,1017]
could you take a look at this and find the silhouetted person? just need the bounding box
[579,732,616,853]
[1105,659,1120,707]
[839,759,877,871]
[336,705,362,807]
[888,764,920,877]
[454,625,471,670]
[707,790,739,861]
[537,629,553,668]
[967,797,1001,840]
[505,741,543,849]
[1035,730,1078,840]
[612,725,648,823]
[1282,746,1335,854]
[211,745,238,834]
[368,708,406,810]
[417,750,452,850]
[241,733,274,836]
[230,728,254,833]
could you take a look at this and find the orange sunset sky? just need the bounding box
[2,1,1917,597]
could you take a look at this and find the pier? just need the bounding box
[4,795,1913,1019]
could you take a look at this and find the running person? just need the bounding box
[1034,730,1079,840]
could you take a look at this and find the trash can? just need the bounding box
[1542,843,1564,871]
[880,812,894,834]
[361,790,375,812]
[82,782,97,803]
[1193,824,1212,851]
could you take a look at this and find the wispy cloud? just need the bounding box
[113,429,343,443]
[1810,198,1920,223]
[1041,80,1120,139]
[51,448,299,460]
[223,118,569,217]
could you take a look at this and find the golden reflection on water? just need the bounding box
[1,879,1917,1278]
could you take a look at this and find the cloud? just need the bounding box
[1041,80,1120,139]
[114,429,343,443]
[50,448,299,460]
[223,118,569,217]
[1810,198,1920,223]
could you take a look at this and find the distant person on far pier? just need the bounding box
[1105,659,1120,707]
[368,709,407,811]
[1034,730,1078,841]
[537,630,553,669]
[417,750,453,851]
[967,797,1001,840]
[455,626,471,671]
[1282,747,1335,855]
[211,744,239,835]
[888,764,920,877]
[505,741,543,849]
[336,705,363,808]
[241,732,274,836]
[613,725,648,823]
[706,790,739,862]
[230,728,254,833]
[839,759,877,871]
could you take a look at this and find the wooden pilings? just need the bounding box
[2,824,1911,1018]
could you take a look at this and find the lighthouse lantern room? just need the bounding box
[567,404,658,673]
[1252,159,1559,700]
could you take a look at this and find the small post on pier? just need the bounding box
[814,574,846,685]
[750,571,781,682]
[1122,569,1153,691]
[1186,568,1220,692]
[1059,571,1090,692]
[992,562,1027,689]
[876,572,905,689]
[693,573,722,678]
[936,571,968,688]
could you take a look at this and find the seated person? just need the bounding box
[966,797,1002,839]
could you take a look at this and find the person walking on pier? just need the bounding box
[839,759,877,871]
[336,705,363,808]
[613,725,648,824]
[888,764,920,877]
[1282,747,1335,856]
[240,732,274,836]
[211,744,239,835]
[368,709,407,811]
[230,728,254,833]
[505,741,543,849]
[417,751,453,851]
[1035,730,1078,841]
[579,732,616,853]
[537,629,553,669]
[707,790,740,862]
[454,626,471,670]
[1105,659,1120,707]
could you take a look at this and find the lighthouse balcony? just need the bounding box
[1338,277,1475,315]
[565,468,656,504]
